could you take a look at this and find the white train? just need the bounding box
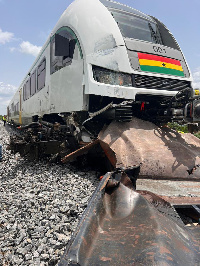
[8,0,200,155]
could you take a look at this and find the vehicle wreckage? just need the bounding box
[7,0,200,264]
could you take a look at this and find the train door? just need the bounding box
[50,27,86,114]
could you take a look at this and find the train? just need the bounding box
[7,0,200,158]
[7,2,200,264]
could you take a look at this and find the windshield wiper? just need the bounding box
[148,22,161,44]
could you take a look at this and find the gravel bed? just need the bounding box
[0,122,99,265]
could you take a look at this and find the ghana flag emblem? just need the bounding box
[138,52,184,77]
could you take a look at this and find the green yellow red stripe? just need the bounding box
[138,52,184,77]
[138,52,181,66]
[140,65,184,77]
[139,59,183,72]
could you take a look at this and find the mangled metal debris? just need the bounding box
[59,169,200,266]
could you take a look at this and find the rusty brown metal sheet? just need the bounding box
[61,139,99,163]
[99,140,117,167]
[59,173,200,266]
[99,117,200,180]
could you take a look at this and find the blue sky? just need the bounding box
[0,0,200,115]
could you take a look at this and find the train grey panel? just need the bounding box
[125,39,190,78]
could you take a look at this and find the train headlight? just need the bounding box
[92,66,132,87]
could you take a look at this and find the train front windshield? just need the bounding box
[110,9,162,44]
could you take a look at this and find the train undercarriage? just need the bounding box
[9,88,200,165]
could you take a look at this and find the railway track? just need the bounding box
[1,121,200,265]
[0,122,99,265]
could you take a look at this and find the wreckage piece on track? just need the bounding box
[99,117,200,180]
[59,170,200,266]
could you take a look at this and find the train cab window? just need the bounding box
[110,9,162,44]
[150,16,180,50]
[31,70,36,96]
[37,58,46,91]
[50,27,80,74]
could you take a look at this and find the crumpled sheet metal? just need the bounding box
[99,117,200,179]
[59,173,200,266]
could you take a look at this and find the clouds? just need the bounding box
[193,68,200,89]
[0,27,41,57]
[0,82,17,96]
[0,28,14,44]
[10,41,42,57]
[0,82,17,115]
[19,41,42,57]
[0,27,41,113]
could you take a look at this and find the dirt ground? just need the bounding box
[137,178,200,197]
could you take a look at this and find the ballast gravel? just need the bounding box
[0,122,99,265]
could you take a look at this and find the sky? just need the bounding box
[0,0,200,115]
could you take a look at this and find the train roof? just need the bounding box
[100,0,153,21]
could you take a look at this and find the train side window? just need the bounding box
[50,27,79,74]
[26,78,31,100]
[31,70,36,96]
[38,58,46,91]
[14,102,19,115]
[23,84,26,101]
